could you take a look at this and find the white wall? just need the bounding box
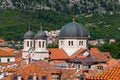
[23,39,34,51]
[59,38,88,56]
[34,39,46,51]
[0,57,15,63]
[32,52,49,60]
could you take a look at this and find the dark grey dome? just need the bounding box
[35,31,47,39]
[24,31,34,39]
[59,22,88,39]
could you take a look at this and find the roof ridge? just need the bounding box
[60,48,69,58]
[69,48,86,59]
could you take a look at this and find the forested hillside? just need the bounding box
[0,0,120,41]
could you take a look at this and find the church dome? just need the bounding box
[35,31,47,39]
[24,31,34,39]
[59,22,88,39]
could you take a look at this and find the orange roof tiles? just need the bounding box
[48,48,69,60]
[90,48,108,62]
[0,49,15,57]
[86,63,120,80]
[106,58,119,68]
[70,48,86,59]
[61,68,76,80]
[50,60,66,65]
[2,60,62,80]
[4,47,15,53]
[102,52,112,59]
[90,48,101,53]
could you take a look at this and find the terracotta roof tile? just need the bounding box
[87,63,120,80]
[3,60,62,80]
[0,49,15,57]
[48,48,69,60]
[50,60,66,65]
[106,58,119,68]
[61,69,76,79]
[4,47,15,53]
[102,52,112,59]
[90,48,101,53]
[70,48,86,59]
[90,48,108,62]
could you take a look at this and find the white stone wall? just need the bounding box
[59,38,88,56]
[23,39,34,51]
[22,51,29,59]
[0,57,15,63]
[32,53,49,60]
[22,51,49,60]
[34,39,46,51]
[22,37,49,61]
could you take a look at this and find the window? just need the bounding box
[39,41,41,47]
[42,42,44,48]
[71,41,73,46]
[7,58,10,62]
[42,76,46,80]
[61,41,64,45]
[30,41,32,47]
[27,41,29,47]
[13,76,18,80]
[79,41,83,46]
[28,76,33,80]
[68,41,71,46]
[68,41,73,46]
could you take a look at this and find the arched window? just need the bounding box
[71,41,73,46]
[68,41,71,46]
[39,41,41,47]
[68,41,73,46]
[43,42,44,48]
[27,41,29,47]
[79,41,83,46]
[30,41,32,47]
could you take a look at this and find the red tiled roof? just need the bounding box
[70,48,86,59]
[90,48,100,54]
[90,48,108,62]
[106,58,119,68]
[4,47,15,53]
[61,69,76,80]
[50,60,66,65]
[48,48,69,60]
[2,60,61,80]
[0,49,15,57]
[87,63,120,80]
[102,52,112,59]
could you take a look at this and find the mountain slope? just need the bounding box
[0,0,120,41]
[0,0,120,14]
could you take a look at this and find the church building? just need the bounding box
[58,21,88,56]
[22,21,109,68]
[22,29,49,61]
